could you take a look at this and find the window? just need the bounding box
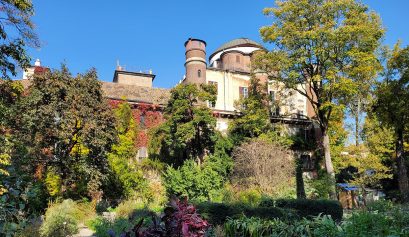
[269,91,276,101]
[140,113,146,128]
[138,147,148,159]
[198,69,201,78]
[236,55,240,63]
[297,110,304,118]
[239,87,248,98]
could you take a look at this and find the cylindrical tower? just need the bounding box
[184,38,207,84]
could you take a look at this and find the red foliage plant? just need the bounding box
[123,197,210,237]
[163,197,209,237]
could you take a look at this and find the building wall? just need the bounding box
[206,68,250,112]
[268,82,307,116]
[220,51,252,73]
[115,73,153,87]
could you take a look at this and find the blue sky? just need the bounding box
[22,0,408,89]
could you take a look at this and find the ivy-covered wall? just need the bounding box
[109,99,164,149]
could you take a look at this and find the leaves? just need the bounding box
[149,83,217,166]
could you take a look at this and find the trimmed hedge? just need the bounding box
[260,198,343,221]
[195,202,294,225]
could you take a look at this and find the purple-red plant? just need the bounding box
[121,197,209,237]
[163,197,209,237]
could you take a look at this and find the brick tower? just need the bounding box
[184,38,207,84]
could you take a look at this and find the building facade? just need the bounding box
[22,37,319,169]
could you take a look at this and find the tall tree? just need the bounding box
[254,0,383,198]
[149,83,217,167]
[0,0,39,78]
[14,66,116,199]
[229,76,271,142]
[374,44,409,202]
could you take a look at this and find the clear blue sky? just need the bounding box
[22,0,408,89]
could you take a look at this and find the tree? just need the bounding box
[229,76,271,142]
[14,66,116,200]
[107,101,148,198]
[149,83,217,167]
[254,0,384,198]
[0,0,39,78]
[231,138,294,196]
[163,135,233,202]
[373,44,409,202]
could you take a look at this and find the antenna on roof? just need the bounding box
[116,60,123,71]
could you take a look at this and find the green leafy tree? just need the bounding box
[229,76,271,143]
[373,44,409,202]
[149,83,217,166]
[362,114,394,162]
[14,66,116,199]
[0,0,39,78]
[163,135,233,202]
[107,101,148,198]
[254,0,384,198]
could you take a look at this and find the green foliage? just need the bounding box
[44,167,62,198]
[373,44,409,202]
[0,179,47,236]
[305,171,335,199]
[149,83,217,166]
[256,0,384,198]
[224,215,341,237]
[89,216,137,237]
[163,134,233,202]
[195,202,289,226]
[164,159,224,202]
[229,76,271,143]
[107,102,148,199]
[39,199,95,237]
[366,199,394,213]
[39,200,79,237]
[260,198,343,222]
[362,115,394,161]
[14,66,117,199]
[0,0,39,78]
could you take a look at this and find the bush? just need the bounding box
[195,202,289,225]
[343,211,397,236]
[224,215,340,237]
[260,198,343,221]
[366,199,394,212]
[40,200,79,237]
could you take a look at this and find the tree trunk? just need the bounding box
[322,130,337,200]
[296,157,306,199]
[355,97,361,146]
[396,128,409,203]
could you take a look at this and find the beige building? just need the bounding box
[182,38,315,135]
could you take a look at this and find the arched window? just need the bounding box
[198,69,201,78]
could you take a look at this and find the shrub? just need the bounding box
[116,197,209,237]
[260,198,343,221]
[224,215,341,237]
[163,159,224,202]
[343,211,394,236]
[366,199,394,212]
[40,200,79,237]
[195,202,289,225]
[88,216,138,237]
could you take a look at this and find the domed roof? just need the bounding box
[210,38,264,59]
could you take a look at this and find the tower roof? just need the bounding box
[210,38,264,59]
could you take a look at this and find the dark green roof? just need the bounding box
[210,38,264,59]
